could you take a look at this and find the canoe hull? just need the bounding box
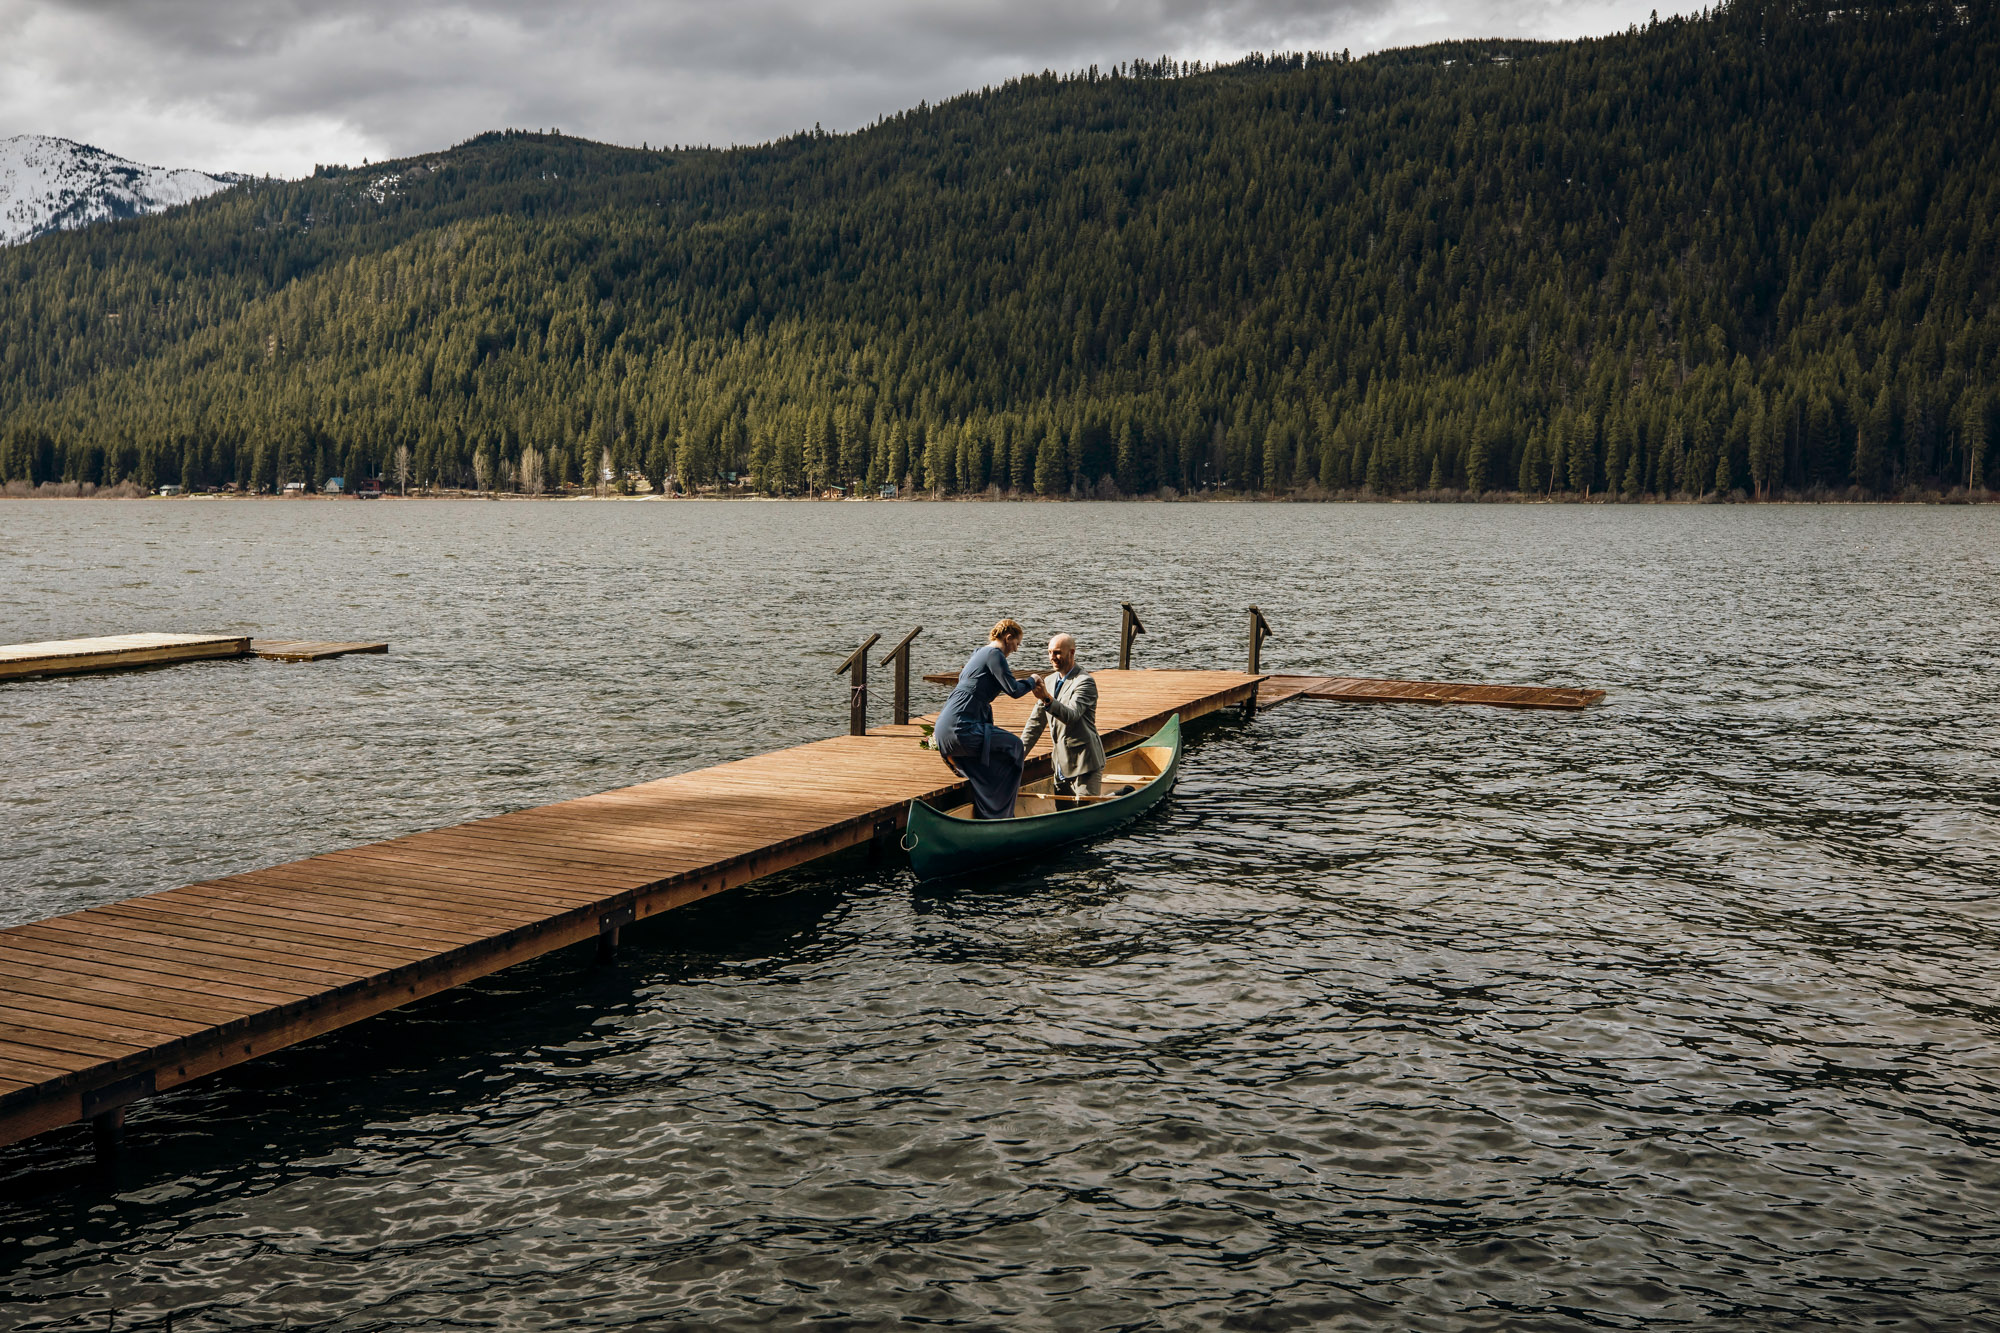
[904,714,1181,881]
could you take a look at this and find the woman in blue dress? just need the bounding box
[933,618,1049,819]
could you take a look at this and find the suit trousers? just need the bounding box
[1054,769,1103,797]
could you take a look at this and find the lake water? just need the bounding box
[1,498,1996,1331]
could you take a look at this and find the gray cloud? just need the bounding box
[0,0,1691,177]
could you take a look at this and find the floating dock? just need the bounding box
[250,640,390,662]
[0,633,251,681]
[0,668,1257,1151]
[0,634,388,680]
[1257,674,1604,711]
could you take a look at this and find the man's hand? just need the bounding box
[1029,674,1052,702]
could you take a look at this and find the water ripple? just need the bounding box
[0,501,1996,1330]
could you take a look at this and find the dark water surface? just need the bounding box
[1,499,1996,1331]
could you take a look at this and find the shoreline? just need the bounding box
[4,486,1995,506]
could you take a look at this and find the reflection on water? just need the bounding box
[1,499,1996,1330]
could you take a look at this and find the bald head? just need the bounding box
[1047,633,1076,674]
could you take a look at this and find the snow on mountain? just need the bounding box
[0,135,241,246]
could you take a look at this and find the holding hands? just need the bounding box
[1029,673,1052,703]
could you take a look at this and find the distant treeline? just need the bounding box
[1,0,1995,499]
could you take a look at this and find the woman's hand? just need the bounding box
[1029,675,1052,702]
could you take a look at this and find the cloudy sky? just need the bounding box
[1,0,1693,178]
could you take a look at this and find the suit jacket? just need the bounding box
[1019,668,1105,780]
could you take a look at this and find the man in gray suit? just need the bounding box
[1021,633,1105,797]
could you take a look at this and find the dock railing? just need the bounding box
[1244,606,1275,718]
[878,627,923,726]
[1247,605,1273,675]
[835,633,881,735]
[1118,603,1146,670]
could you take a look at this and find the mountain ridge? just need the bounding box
[0,3,1994,500]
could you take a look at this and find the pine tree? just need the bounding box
[1116,417,1142,495]
[1034,425,1062,495]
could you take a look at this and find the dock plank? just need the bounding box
[239,863,572,928]
[0,1048,79,1083]
[0,1000,205,1048]
[0,966,255,1030]
[21,920,373,989]
[303,854,614,912]
[105,902,434,969]
[0,939,315,1007]
[0,1023,145,1064]
[0,668,1260,1150]
[0,959,250,1027]
[170,883,499,950]
[0,1000,182,1056]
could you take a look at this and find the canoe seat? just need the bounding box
[1103,750,1166,777]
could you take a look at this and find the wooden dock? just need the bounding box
[0,633,250,681]
[250,639,390,662]
[0,668,1256,1152]
[0,634,388,680]
[1258,674,1604,711]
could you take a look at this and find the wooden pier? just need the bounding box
[0,668,1257,1152]
[0,633,388,680]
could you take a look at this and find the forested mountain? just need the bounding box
[1,0,1995,500]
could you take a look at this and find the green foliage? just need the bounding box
[2,0,1996,499]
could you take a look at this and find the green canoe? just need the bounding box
[903,714,1182,881]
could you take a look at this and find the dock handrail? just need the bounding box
[1248,605,1273,674]
[836,633,881,735]
[1244,606,1275,718]
[1118,603,1146,670]
[877,626,923,726]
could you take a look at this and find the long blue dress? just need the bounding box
[934,642,1037,819]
